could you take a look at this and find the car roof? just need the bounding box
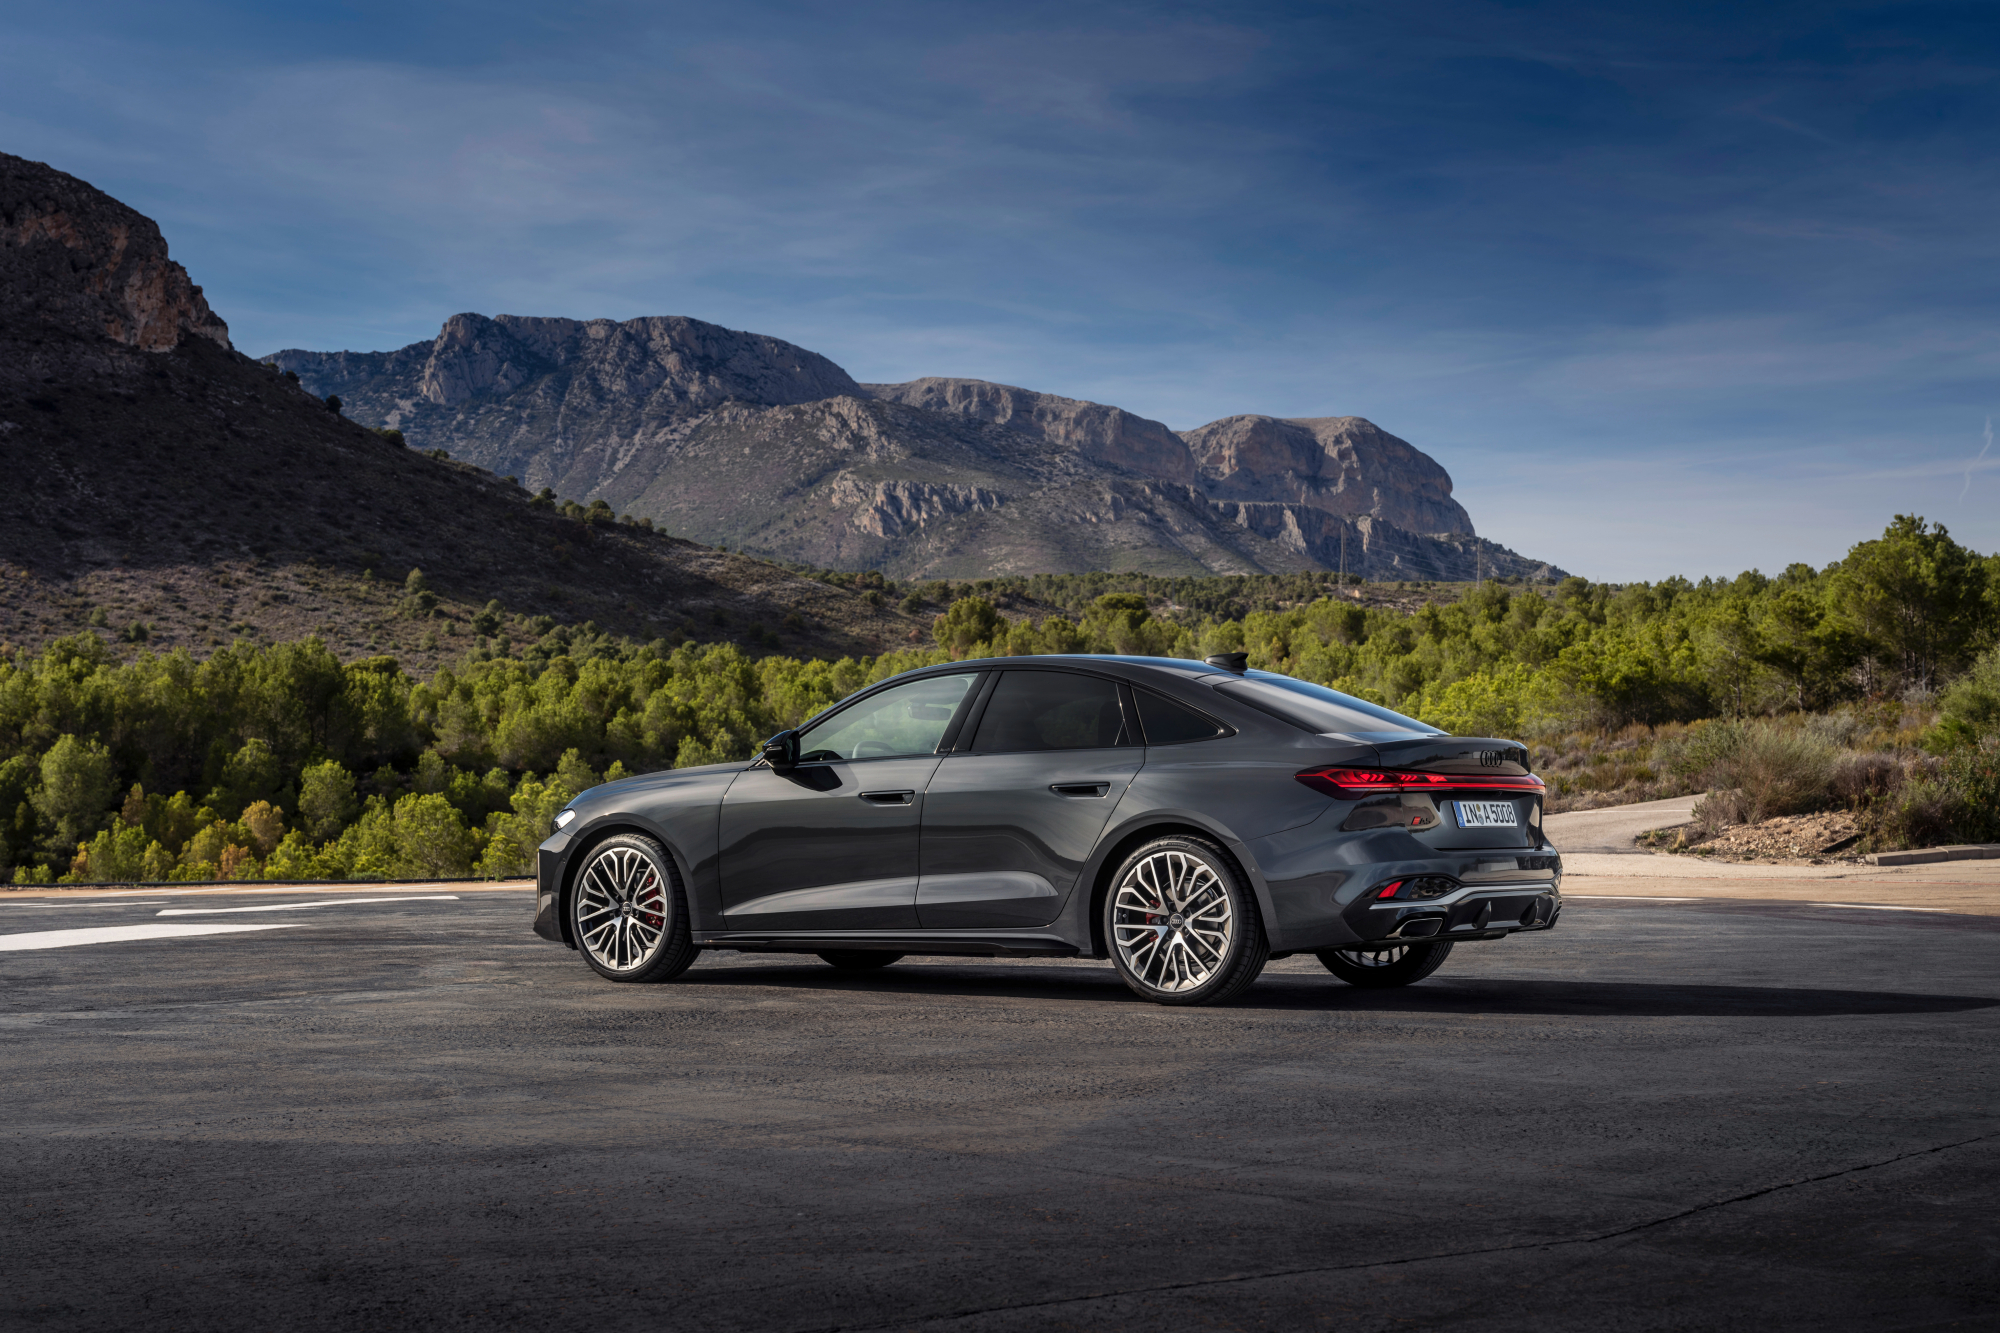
[903,654,1233,684]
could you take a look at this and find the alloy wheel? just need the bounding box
[575,844,670,973]
[1111,849,1235,992]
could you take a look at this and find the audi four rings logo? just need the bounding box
[1479,750,1505,767]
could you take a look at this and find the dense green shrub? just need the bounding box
[1927,647,2000,751]
[1863,741,2000,849]
[4,514,1996,878]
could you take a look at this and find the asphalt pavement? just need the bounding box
[3,884,1996,1331]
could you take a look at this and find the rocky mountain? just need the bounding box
[270,320,1563,583]
[0,153,921,666]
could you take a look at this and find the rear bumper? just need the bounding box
[1345,882,1560,947]
[1248,818,1562,952]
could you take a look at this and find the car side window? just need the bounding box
[796,673,979,762]
[968,671,1128,752]
[1133,689,1226,745]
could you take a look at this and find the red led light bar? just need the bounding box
[1376,880,1404,899]
[1295,766,1546,798]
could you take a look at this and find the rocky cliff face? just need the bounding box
[272,318,1561,582]
[1181,414,1473,536]
[0,157,916,666]
[862,377,1197,484]
[1,153,231,354]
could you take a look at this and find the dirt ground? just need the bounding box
[1641,809,1869,866]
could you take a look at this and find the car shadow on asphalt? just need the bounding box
[677,962,1999,1017]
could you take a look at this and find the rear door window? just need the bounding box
[969,671,1129,752]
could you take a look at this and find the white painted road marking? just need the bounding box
[157,896,460,916]
[1809,902,1953,913]
[1566,895,1699,901]
[0,923,309,952]
[2,902,152,908]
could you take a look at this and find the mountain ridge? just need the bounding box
[0,152,922,667]
[270,316,1563,583]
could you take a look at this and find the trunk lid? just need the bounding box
[1370,735,1541,850]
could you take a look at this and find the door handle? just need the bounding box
[1050,782,1110,798]
[860,790,915,805]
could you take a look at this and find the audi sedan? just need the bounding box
[531,654,1561,1005]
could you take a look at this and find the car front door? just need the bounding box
[918,668,1142,929]
[719,671,981,932]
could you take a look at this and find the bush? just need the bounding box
[1829,751,1902,808]
[933,597,1003,656]
[30,735,119,853]
[298,760,357,841]
[1864,741,2000,849]
[1928,647,2000,751]
[207,739,283,820]
[387,793,473,879]
[241,800,285,855]
[1666,721,1840,828]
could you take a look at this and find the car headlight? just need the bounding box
[554,807,578,830]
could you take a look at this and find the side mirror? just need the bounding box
[760,729,799,770]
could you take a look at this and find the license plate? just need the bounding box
[1455,800,1518,828]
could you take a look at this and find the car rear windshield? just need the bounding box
[1214,672,1440,736]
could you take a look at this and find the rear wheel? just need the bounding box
[1316,941,1453,988]
[571,833,699,983]
[1105,835,1268,1006]
[817,951,904,970]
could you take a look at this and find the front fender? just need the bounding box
[533,774,736,947]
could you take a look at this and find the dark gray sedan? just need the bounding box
[531,654,1561,1005]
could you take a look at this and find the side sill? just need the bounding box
[695,931,1081,959]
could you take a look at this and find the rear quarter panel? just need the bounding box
[1087,721,1378,953]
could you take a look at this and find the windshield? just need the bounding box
[1215,672,1440,737]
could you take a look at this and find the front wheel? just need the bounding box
[1105,835,1268,1006]
[1316,941,1453,988]
[571,833,699,983]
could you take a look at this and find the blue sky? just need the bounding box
[5,1,1997,580]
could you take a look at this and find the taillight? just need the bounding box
[1375,880,1405,899]
[1295,766,1546,798]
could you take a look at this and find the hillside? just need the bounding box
[270,317,1564,584]
[0,153,924,667]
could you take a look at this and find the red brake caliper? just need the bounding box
[639,870,664,928]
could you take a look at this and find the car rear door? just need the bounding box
[917,668,1142,929]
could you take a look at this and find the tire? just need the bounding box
[1316,941,1454,988]
[817,951,905,970]
[570,833,699,983]
[1104,835,1268,1006]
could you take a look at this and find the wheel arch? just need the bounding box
[555,820,696,948]
[1083,817,1266,959]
